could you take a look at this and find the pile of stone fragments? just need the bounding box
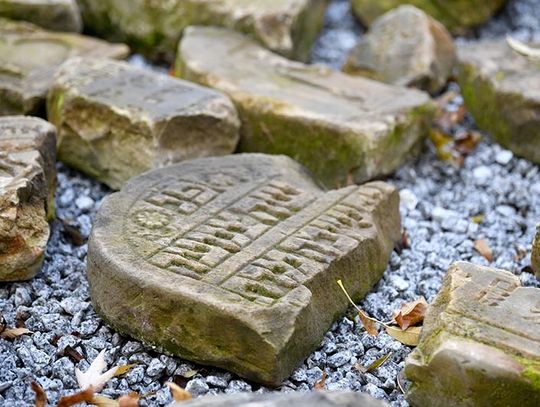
[1,0,539,406]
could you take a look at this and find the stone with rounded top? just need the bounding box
[0,116,56,281]
[175,26,434,189]
[47,56,241,190]
[0,17,128,116]
[88,154,401,384]
[458,39,540,165]
[405,261,540,406]
[0,0,82,32]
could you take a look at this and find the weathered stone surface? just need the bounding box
[0,18,128,116]
[176,26,433,188]
[88,154,401,384]
[405,262,540,406]
[343,5,456,94]
[458,39,540,165]
[76,0,328,62]
[350,0,507,32]
[47,57,240,190]
[172,391,389,407]
[533,225,540,279]
[0,0,82,32]
[0,116,56,281]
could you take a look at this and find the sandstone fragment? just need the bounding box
[88,154,401,384]
[0,0,82,32]
[76,0,328,61]
[458,39,540,165]
[344,5,456,94]
[405,262,540,406]
[47,57,240,190]
[0,18,128,116]
[350,0,507,32]
[0,116,56,281]
[176,26,433,188]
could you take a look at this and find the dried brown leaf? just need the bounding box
[63,346,84,363]
[92,394,118,407]
[1,327,32,339]
[396,370,407,394]
[180,369,198,379]
[474,239,493,262]
[31,382,47,407]
[118,393,140,407]
[359,310,379,337]
[385,325,422,346]
[166,382,192,402]
[56,386,94,407]
[352,363,367,374]
[314,371,328,390]
[392,298,428,330]
[365,353,392,373]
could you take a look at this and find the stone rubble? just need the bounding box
[0,0,82,32]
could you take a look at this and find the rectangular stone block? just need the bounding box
[0,0,82,32]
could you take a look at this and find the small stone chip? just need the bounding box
[405,261,540,407]
[88,154,401,384]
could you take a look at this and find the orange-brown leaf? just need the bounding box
[474,239,493,262]
[166,382,192,402]
[314,371,328,390]
[392,298,428,330]
[359,310,379,336]
[118,393,140,407]
[1,327,32,339]
[31,382,47,407]
[56,386,94,407]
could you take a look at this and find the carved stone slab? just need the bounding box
[0,0,82,32]
[405,262,540,406]
[48,57,240,190]
[176,26,433,188]
[172,391,389,407]
[458,39,540,165]
[0,17,128,116]
[88,154,401,384]
[76,0,327,62]
[0,116,56,281]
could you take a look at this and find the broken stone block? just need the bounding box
[47,57,240,190]
[0,0,82,32]
[76,0,328,62]
[458,39,540,165]
[176,26,433,188]
[88,154,401,384]
[0,116,56,281]
[405,261,540,407]
[533,226,540,279]
[350,0,507,32]
[344,5,456,94]
[0,18,128,116]
[172,391,389,406]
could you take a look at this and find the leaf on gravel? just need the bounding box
[396,370,407,394]
[1,327,32,339]
[337,280,379,336]
[365,353,392,373]
[118,393,140,407]
[506,35,540,59]
[474,239,493,262]
[57,386,94,407]
[63,346,84,363]
[385,325,422,346]
[31,382,47,407]
[166,382,192,402]
[180,369,198,379]
[471,214,484,224]
[92,394,119,407]
[392,298,428,330]
[75,350,122,392]
[314,371,328,390]
[114,364,135,377]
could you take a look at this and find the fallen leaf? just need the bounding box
[180,369,198,379]
[314,371,328,390]
[365,353,392,373]
[337,280,379,336]
[92,394,119,407]
[401,230,410,250]
[118,393,140,407]
[1,327,32,340]
[63,346,84,363]
[514,245,527,262]
[454,131,481,155]
[471,214,484,224]
[396,370,407,394]
[506,35,540,59]
[114,364,135,377]
[474,239,493,262]
[392,298,428,330]
[15,311,28,328]
[60,219,85,246]
[522,265,535,275]
[57,386,94,407]
[31,382,47,407]
[352,363,367,374]
[75,350,119,392]
[166,382,192,402]
[385,325,422,346]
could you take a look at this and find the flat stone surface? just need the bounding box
[405,261,540,406]
[343,5,456,94]
[88,154,401,384]
[458,39,540,165]
[0,116,56,281]
[47,57,240,190]
[176,26,433,188]
[0,18,128,116]
[76,0,327,61]
[0,0,82,32]
[350,0,507,32]
[172,391,389,406]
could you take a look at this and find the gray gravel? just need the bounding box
[1,0,540,406]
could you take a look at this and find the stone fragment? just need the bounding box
[458,39,540,165]
[0,18,128,116]
[350,0,507,32]
[343,5,456,94]
[47,57,240,190]
[0,0,82,32]
[0,116,56,281]
[171,391,389,407]
[176,26,433,188]
[405,262,540,406]
[88,154,401,384]
[533,226,540,278]
[76,0,327,62]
